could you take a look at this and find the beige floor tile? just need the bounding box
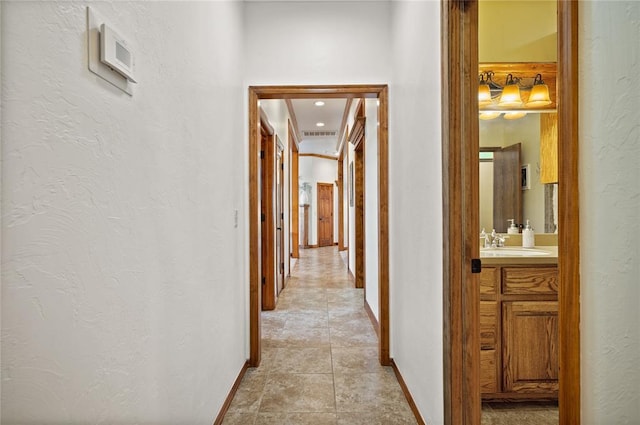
[271,347,333,374]
[334,370,412,414]
[256,412,337,425]
[283,311,330,329]
[221,412,257,425]
[222,247,426,424]
[329,324,378,347]
[337,411,418,425]
[226,369,267,413]
[260,373,336,413]
[481,402,558,425]
[331,346,383,374]
[277,326,331,347]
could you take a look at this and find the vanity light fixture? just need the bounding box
[503,111,527,120]
[526,74,552,107]
[478,73,493,107]
[498,74,523,107]
[479,111,502,120]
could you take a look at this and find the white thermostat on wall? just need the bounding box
[100,23,137,83]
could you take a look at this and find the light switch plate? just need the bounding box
[86,7,133,96]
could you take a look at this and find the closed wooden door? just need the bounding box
[275,147,285,295]
[317,183,333,247]
[493,143,521,233]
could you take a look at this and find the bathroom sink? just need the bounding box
[480,247,552,257]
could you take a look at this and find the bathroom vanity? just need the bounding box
[480,246,559,401]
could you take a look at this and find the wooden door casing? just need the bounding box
[317,183,334,247]
[276,145,285,295]
[248,84,391,373]
[260,125,276,311]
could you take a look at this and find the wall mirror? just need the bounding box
[479,112,558,234]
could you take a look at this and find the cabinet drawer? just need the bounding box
[502,267,558,295]
[480,301,498,350]
[480,267,499,297]
[480,349,499,394]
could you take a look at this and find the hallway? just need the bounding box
[222,246,417,424]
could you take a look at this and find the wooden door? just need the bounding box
[493,143,521,233]
[260,125,276,311]
[317,183,333,247]
[503,301,559,394]
[276,145,285,295]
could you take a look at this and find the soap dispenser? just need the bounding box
[507,219,519,235]
[522,220,535,248]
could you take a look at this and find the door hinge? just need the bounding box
[262,276,266,285]
[281,163,284,171]
[260,150,265,159]
[280,212,284,220]
[261,213,265,222]
[281,262,285,273]
[471,258,482,274]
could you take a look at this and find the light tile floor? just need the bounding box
[222,246,418,425]
[482,401,558,425]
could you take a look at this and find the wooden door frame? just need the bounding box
[353,137,365,290]
[276,140,285,293]
[337,151,345,252]
[289,121,300,260]
[350,100,366,290]
[260,118,277,312]
[442,0,580,423]
[248,84,390,367]
[316,182,334,247]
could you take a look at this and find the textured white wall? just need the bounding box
[364,99,379,320]
[1,2,246,423]
[243,1,391,85]
[389,1,444,423]
[579,2,640,423]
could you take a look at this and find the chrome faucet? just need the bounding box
[490,229,508,248]
[480,229,491,248]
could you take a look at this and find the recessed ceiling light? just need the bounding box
[316,122,325,127]
[314,101,325,107]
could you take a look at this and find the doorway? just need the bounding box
[248,84,390,367]
[441,1,580,424]
[276,140,285,295]
[316,183,334,247]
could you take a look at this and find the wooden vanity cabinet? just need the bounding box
[480,264,559,400]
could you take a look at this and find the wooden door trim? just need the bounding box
[248,84,390,367]
[261,123,276,312]
[557,1,581,422]
[277,144,285,292]
[290,122,300,260]
[442,0,580,423]
[337,156,345,251]
[354,137,365,290]
[441,1,480,423]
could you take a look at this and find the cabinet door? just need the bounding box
[503,301,559,394]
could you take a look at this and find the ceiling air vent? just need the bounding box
[302,130,338,137]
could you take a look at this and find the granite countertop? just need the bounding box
[480,245,558,265]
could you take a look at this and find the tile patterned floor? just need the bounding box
[482,401,558,424]
[223,246,418,425]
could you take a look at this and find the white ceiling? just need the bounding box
[260,97,349,158]
[291,98,347,157]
